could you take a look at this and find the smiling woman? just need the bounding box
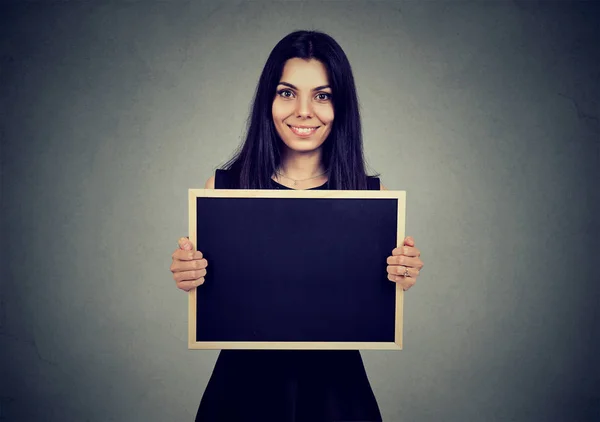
[169,30,424,421]
[219,30,372,191]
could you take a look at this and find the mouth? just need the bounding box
[287,124,320,137]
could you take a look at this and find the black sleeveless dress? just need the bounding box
[195,169,383,422]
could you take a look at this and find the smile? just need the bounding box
[287,125,319,136]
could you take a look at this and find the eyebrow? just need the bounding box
[278,82,331,91]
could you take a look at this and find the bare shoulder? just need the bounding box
[204,176,215,189]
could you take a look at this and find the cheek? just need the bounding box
[271,103,279,121]
[272,100,294,122]
[316,105,334,124]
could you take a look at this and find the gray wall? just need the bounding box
[1,1,598,421]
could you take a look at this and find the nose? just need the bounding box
[295,96,313,118]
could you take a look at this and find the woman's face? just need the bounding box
[272,58,334,153]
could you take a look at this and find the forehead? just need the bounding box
[279,58,330,88]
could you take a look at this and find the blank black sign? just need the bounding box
[193,195,399,345]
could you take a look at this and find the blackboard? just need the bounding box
[188,189,406,350]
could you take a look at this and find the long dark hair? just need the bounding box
[222,30,377,190]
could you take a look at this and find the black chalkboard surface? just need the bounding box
[188,189,406,350]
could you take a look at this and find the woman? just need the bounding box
[170,30,424,421]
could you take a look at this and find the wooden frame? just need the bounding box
[188,188,406,350]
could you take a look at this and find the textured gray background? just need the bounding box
[1,1,598,421]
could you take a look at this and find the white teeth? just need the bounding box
[290,126,317,134]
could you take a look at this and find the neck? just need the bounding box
[277,148,326,180]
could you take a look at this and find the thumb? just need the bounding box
[178,237,194,251]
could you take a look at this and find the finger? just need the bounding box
[172,249,204,261]
[386,255,421,268]
[387,273,416,290]
[177,278,205,292]
[173,269,207,283]
[391,246,420,258]
[404,236,415,246]
[402,276,416,291]
[178,237,194,251]
[171,258,208,273]
[405,246,420,257]
[391,246,417,256]
[387,265,420,278]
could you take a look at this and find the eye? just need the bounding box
[316,92,332,101]
[277,89,295,98]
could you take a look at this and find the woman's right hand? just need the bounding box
[170,237,208,291]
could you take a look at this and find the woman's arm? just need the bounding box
[169,176,214,291]
[205,175,216,189]
[381,179,424,290]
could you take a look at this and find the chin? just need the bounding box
[282,138,326,153]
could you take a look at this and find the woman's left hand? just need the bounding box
[386,236,423,291]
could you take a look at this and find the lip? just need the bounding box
[287,124,319,137]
